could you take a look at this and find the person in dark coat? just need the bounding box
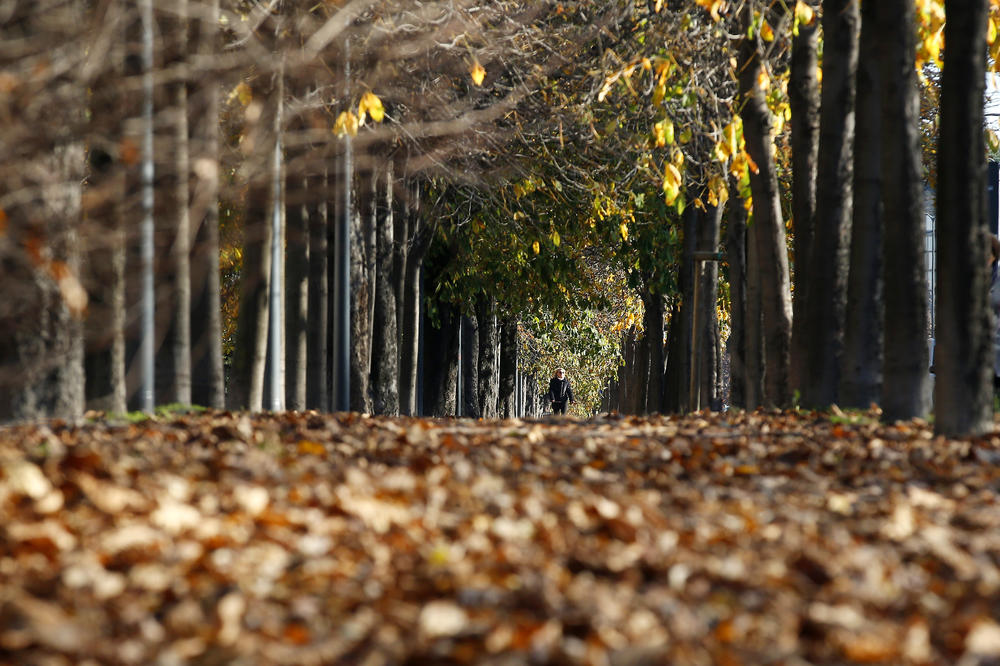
[546,367,574,415]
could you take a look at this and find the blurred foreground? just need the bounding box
[2,409,1000,664]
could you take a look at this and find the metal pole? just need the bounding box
[140,0,155,413]
[332,39,351,411]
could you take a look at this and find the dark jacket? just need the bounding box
[547,377,573,404]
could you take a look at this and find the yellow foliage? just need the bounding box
[794,1,815,27]
[620,222,629,241]
[470,60,486,86]
[333,110,358,137]
[532,240,540,254]
[653,118,674,147]
[229,82,252,106]
[358,91,385,125]
[662,162,682,205]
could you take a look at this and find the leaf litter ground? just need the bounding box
[2,409,1000,665]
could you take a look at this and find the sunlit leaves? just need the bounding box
[228,81,252,106]
[662,162,682,205]
[333,110,359,137]
[357,91,385,124]
[652,118,674,147]
[470,60,486,86]
[694,0,727,22]
[532,240,540,254]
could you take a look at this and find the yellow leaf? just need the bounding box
[333,110,359,137]
[358,91,385,124]
[989,128,1000,153]
[229,82,252,106]
[990,18,998,45]
[470,60,486,86]
[653,118,674,147]
[652,81,666,106]
[297,440,326,456]
[662,163,682,205]
[714,140,731,163]
[794,1,815,27]
[551,230,561,247]
[760,21,774,42]
[620,222,629,241]
[757,69,770,91]
[532,240,540,254]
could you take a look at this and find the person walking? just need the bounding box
[547,367,574,415]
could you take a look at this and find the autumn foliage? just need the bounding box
[3,410,1000,664]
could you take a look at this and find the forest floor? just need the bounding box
[2,409,1000,665]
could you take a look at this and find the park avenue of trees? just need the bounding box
[2,0,1000,435]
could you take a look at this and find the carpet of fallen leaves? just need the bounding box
[3,409,1000,665]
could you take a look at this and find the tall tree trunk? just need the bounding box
[622,327,641,414]
[155,0,192,405]
[423,302,460,417]
[371,158,399,415]
[83,0,127,414]
[285,150,309,410]
[350,167,374,413]
[460,314,479,417]
[189,0,224,409]
[499,318,517,418]
[0,0,86,420]
[840,0,883,408]
[934,0,992,436]
[228,80,278,411]
[744,207,764,409]
[788,0,820,396]
[399,183,429,416]
[642,289,664,414]
[306,168,328,410]
[475,295,500,418]
[739,7,793,407]
[878,0,930,421]
[663,306,683,413]
[697,203,723,410]
[726,176,748,410]
[635,303,651,414]
[801,0,859,408]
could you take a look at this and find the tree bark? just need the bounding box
[840,0,883,409]
[306,168,329,410]
[642,289,664,414]
[788,0,820,396]
[878,0,930,421]
[801,0,859,408]
[739,8,793,407]
[499,318,517,418]
[0,0,86,420]
[155,0,192,406]
[934,0,992,435]
[350,166,374,413]
[284,141,309,411]
[189,0,224,409]
[726,176,748,410]
[371,157,399,415]
[697,203,723,410]
[461,314,479,417]
[399,182,429,415]
[83,0,127,414]
[423,302,460,417]
[228,80,278,411]
[476,295,500,418]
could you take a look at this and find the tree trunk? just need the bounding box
[663,306,683,413]
[726,176,748,410]
[83,0,127,414]
[744,205,764,409]
[697,203,723,410]
[476,295,500,418]
[499,318,517,418]
[460,314,479,417]
[284,153,309,410]
[228,81,278,411]
[788,0,820,396]
[840,0,883,409]
[801,0,859,408]
[189,0,224,409]
[877,0,930,421]
[399,183,429,416]
[350,167,374,413]
[934,0,992,436]
[423,302,460,417]
[306,168,329,410]
[642,289,664,414]
[0,0,86,420]
[155,0,192,406]
[371,158,399,415]
[739,8,793,407]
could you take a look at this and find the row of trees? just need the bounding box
[2,0,1000,435]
